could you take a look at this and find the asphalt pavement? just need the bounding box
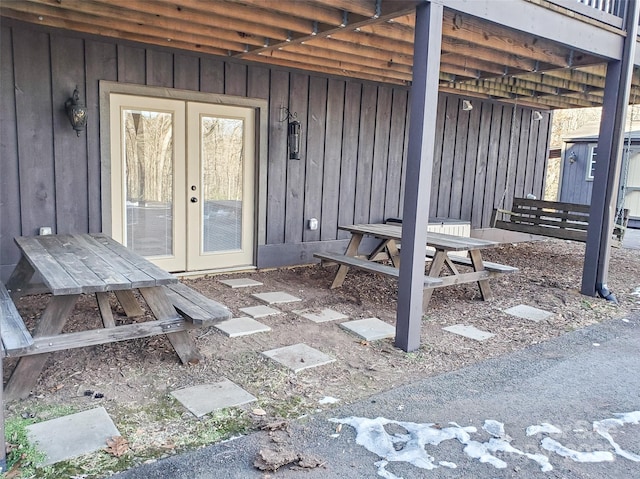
[112,310,640,479]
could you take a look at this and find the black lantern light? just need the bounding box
[65,86,88,136]
[288,119,301,160]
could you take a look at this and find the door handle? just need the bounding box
[191,197,198,203]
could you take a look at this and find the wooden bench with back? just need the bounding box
[491,197,628,247]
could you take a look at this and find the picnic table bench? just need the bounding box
[1,233,231,401]
[315,223,517,309]
[491,197,628,246]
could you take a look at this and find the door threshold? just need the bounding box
[176,265,257,279]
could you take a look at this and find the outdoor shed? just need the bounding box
[560,121,640,228]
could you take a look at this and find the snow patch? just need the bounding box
[541,438,614,462]
[526,423,563,436]
[593,412,640,462]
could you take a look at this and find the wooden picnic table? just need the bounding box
[314,223,517,309]
[2,233,230,400]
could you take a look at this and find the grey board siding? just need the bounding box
[0,20,551,278]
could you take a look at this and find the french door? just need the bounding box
[109,94,255,272]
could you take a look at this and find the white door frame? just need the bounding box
[99,81,268,272]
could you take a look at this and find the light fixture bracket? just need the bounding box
[65,86,88,136]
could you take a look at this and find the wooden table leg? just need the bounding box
[385,240,401,268]
[139,286,202,365]
[330,234,363,289]
[423,250,447,308]
[4,294,80,401]
[96,292,116,328]
[469,249,493,300]
[5,256,36,299]
[114,290,145,317]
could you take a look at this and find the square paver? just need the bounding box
[251,291,302,304]
[339,317,395,341]
[239,305,281,318]
[443,324,495,341]
[262,343,335,373]
[219,278,263,288]
[171,378,257,418]
[26,407,120,466]
[504,304,554,322]
[293,308,348,323]
[215,316,271,337]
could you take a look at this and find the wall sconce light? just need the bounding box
[281,106,301,160]
[532,110,543,121]
[462,99,473,111]
[288,119,301,160]
[568,151,577,163]
[65,86,88,136]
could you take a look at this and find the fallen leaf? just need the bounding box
[104,436,129,457]
[160,439,175,450]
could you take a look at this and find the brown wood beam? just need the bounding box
[3,2,249,52]
[441,37,538,72]
[245,53,409,85]
[252,45,413,80]
[0,8,232,56]
[327,29,413,55]
[87,0,290,41]
[300,36,414,67]
[444,11,593,68]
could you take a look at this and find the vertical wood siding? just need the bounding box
[559,143,595,204]
[0,21,550,277]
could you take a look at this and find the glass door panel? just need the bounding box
[109,95,186,272]
[187,103,254,270]
[123,109,174,257]
[201,116,244,253]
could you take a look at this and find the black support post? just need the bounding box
[582,0,639,297]
[396,1,443,352]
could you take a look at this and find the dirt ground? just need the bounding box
[4,237,640,474]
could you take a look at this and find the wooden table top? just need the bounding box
[14,233,177,295]
[338,223,500,252]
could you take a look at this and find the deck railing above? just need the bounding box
[578,0,625,17]
[546,0,626,28]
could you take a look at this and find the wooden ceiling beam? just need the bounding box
[86,0,289,42]
[248,48,412,82]
[0,7,230,56]
[327,29,414,55]
[272,42,414,74]
[314,0,418,19]
[440,52,511,77]
[226,0,354,28]
[3,1,250,52]
[444,82,592,109]
[299,36,414,66]
[244,53,409,85]
[441,37,538,72]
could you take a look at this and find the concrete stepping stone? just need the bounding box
[262,343,335,373]
[171,378,257,418]
[293,308,348,323]
[251,291,302,304]
[215,316,271,337]
[26,407,120,466]
[504,304,554,322]
[340,317,395,341]
[443,324,495,341]
[219,278,263,288]
[239,305,281,318]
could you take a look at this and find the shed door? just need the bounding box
[624,150,640,220]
